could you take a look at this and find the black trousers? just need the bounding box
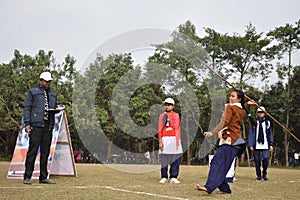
[24,125,52,180]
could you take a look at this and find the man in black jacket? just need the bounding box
[23,72,57,184]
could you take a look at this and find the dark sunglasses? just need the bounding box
[164,103,174,106]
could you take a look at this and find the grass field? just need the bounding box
[0,162,299,200]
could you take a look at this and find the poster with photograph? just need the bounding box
[7,110,76,179]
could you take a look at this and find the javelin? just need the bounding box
[196,57,300,143]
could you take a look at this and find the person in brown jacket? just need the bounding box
[195,90,255,194]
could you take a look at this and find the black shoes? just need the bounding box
[23,178,56,184]
[256,176,269,181]
[23,178,31,184]
[39,179,56,184]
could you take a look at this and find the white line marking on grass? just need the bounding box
[0,186,43,188]
[100,186,189,200]
[289,180,300,183]
[0,185,189,200]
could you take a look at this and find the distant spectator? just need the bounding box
[294,152,299,167]
[289,150,295,166]
[144,151,151,164]
[77,153,82,163]
[73,149,78,162]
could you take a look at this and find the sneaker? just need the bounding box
[170,178,180,184]
[256,177,262,181]
[159,178,168,184]
[262,176,269,181]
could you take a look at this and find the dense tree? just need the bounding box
[148,21,211,164]
[0,50,77,155]
[1,20,299,167]
[198,23,279,165]
[289,66,300,152]
[73,53,144,162]
[267,19,300,166]
[208,23,274,88]
[260,82,286,165]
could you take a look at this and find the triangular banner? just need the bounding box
[7,110,77,179]
[50,111,77,176]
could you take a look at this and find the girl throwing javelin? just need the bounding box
[195,90,255,194]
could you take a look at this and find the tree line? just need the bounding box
[0,20,299,167]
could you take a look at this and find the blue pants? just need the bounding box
[161,154,180,179]
[204,144,238,194]
[253,149,269,177]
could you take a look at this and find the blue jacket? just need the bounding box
[248,118,274,149]
[23,85,57,128]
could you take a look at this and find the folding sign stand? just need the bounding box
[7,110,77,179]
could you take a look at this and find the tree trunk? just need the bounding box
[284,128,289,167]
[242,122,250,167]
[127,138,131,152]
[186,115,191,165]
[270,125,276,166]
[5,140,9,155]
[152,137,156,164]
[4,131,17,155]
[269,150,273,167]
[285,51,292,167]
[106,139,113,162]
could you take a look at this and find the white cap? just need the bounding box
[164,98,175,105]
[39,72,53,81]
[257,106,265,113]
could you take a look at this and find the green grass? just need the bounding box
[0,162,299,200]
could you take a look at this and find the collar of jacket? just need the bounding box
[226,102,243,108]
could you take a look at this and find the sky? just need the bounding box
[1,0,300,71]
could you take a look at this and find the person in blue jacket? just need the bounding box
[248,106,274,181]
[23,72,58,185]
